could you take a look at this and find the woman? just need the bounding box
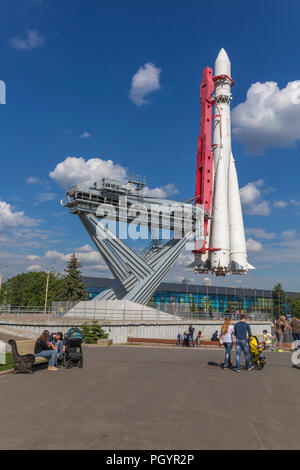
[220,317,234,369]
[274,315,288,352]
[34,330,59,371]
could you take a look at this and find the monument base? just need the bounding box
[64,300,181,320]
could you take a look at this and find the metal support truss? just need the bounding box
[79,213,193,305]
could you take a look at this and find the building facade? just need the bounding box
[82,277,296,315]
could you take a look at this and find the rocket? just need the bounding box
[193,48,254,276]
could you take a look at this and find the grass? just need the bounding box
[0,353,14,372]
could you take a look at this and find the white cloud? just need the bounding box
[280,230,297,240]
[232,80,300,153]
[50,156,178,199]
[79,132,91,139]
[240,180,271,216]
[26,255,40,261]
[49,156,127,188]
[26,264,42,272]
[142,183,178,198]
[290,199,300,207]
[26,176,41,184]
[246,238,263,252]
[36,193,57,203]
[0,200,39,233]
[245,228,275,240]
[129,63,161,106]
[10,29,45,51]
[273,200,288,209]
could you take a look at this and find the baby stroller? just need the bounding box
[64,327,83,369]
[248,335,265,370]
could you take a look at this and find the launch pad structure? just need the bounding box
[63,177,204,308]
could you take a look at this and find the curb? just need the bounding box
[0,368,14,377]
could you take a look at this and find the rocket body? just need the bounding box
[194,49,252,276]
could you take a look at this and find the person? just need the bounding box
[262,329,275,350]
[34,330,59,371]
[220,317,234,369]
[274,315,288,352]
[196,331,204,347]
[49,332,65,359]
[211,331,219,342]
[234,313,254,372]
[289,317,300,350]
[176,332,183,346]
[182,331,189,347]
[188,324,195,347]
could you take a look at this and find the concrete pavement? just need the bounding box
[0,345,299,450]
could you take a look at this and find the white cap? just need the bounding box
[215,48,231,76]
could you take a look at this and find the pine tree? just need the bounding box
[59,254,88,301]
[272,283,286,319]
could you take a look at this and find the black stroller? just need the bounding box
[63,327,83,369]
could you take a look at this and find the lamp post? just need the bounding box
[0,265,8,292]
[44,268,54,315]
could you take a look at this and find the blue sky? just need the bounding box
[1,0,300,291]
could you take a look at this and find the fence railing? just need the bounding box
[0,305,271,322]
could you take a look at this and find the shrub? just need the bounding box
[82,321,109,344]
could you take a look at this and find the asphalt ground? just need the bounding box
[0,345,299,450]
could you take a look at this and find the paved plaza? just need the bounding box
[0,345,299,450]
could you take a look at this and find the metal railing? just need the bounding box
[0,304,271,322]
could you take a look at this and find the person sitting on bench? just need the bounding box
[34,330,59,371]
[49,331,65,360]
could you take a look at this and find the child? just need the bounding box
[262,329,275,350]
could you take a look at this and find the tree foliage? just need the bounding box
[0,271,63,306]
[288,295,300,318]
[58,254,88,301]
[272,283,287,319]
[0,254,88,306]
[81,321,109,344]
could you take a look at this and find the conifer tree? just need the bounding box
[59,254,88,301]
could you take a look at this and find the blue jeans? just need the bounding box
[223,342,233,367]
[56,340,64,358]
[35,349,57,367]
[236,339,250,370]
[292,333,300,350]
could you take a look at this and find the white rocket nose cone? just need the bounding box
[215,48,231,76]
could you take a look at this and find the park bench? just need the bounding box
[8,339,48,374]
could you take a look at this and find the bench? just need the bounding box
[8,339,49,374]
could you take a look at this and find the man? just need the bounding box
[234,314,254,372]
[289,317,300,351]
[188,324,195,347]
[211,331,219,342]
[49,332,65,361]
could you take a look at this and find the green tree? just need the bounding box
[272,283,287,319]
[59,254,88,301]
[82,321,109,344]
[288,295,300,318]
[0,271,63,306]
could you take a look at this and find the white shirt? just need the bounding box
[221,324,234,343]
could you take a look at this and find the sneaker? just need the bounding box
[277,349,284,352]
[233,368,240,373]
[248,365,255,371]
